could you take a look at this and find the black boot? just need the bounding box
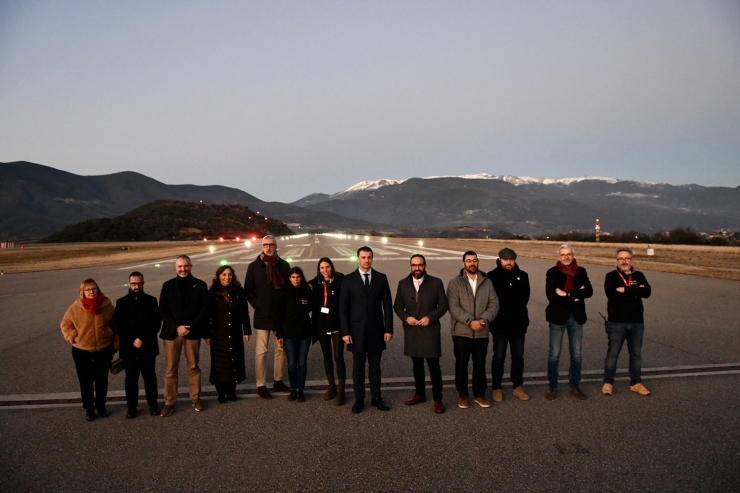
[334,380,346,407]
[288,389,298,402]
[324,376,337,401]
[297,389,305,403]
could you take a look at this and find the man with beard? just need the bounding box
[244,235,292,399]
[447,251,499,409]
[394,254,449,414]
[159,255,209,416]
[486,248,531,403]
[602,247,652,396]
[113,271,162,418]
[545,244,593,401]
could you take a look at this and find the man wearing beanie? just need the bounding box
[487,248,531,403]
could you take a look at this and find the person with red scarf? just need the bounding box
[545,244,593,401]
[244,235,292,399]
[60,278,117,421]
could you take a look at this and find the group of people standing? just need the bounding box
[60,236,652,421]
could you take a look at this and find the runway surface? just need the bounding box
[0,234,738,492]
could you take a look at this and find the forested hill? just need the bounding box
[41,201,293,242]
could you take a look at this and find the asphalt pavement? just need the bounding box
[0,235,738,492]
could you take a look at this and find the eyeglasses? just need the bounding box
[617,257,632,261]
[464,259,479,263]
[559,254,573,258]
[263,243,276,247]
[411,263,425,268]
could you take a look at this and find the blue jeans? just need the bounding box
[491,333,525,390]
[283,338,311,390]
[548,315,583,388]
[604,322,644,385]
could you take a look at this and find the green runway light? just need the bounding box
[123,284,129,287]
[350,255,357,262]
[220,260,228,266]
[286,257,293,263]
[155,263,161,268]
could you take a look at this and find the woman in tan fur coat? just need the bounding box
[60,278,116,421]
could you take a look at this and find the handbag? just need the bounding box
[110,357,126,375]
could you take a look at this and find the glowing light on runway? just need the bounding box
[220,260,228,266]
[364,236,369,241]
[209,246,216,253]
[155,264,160,268]
[382,237,388,244]
[286,257,293,263]
[350,255,357,262]
[245,240,251,247]
[418,240,424,246]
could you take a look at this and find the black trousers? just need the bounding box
[124,354,159,410]
[411,356,443,402]
[452,336,489,398]
[72,345,113,411]
[491,333,526,390]
[215,382,237,397]
[352,352,382,401]
[318,331,346,381]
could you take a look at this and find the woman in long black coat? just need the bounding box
[206,265,252,403]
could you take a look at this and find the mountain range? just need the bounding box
[1,161,738,241]
[293,174,740,236]
[0,161,376,241]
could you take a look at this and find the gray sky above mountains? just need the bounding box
[1,1,739,202]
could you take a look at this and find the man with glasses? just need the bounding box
[545,244,593,401]
[159,255,209,416]
[602,247,652,396]
[394,254,449,413]
[447,251,499,409]
[244,235,291,399]
[112,272,161,418]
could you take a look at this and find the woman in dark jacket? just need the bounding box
[206,265,251,403]
[308,258,346,405]
[276,266,313,402]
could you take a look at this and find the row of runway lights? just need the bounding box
[134,234,424,286]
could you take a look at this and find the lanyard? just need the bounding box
[616,269,632,287]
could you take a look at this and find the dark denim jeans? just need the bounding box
[604,322,644,385]
[284,338,311,390]
[491,333,525,390]
[547,315,583,388]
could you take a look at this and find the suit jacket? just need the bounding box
[112,291,161,359]
[159,275,209,340]
[339,268,393,354]
[393,274,448,358]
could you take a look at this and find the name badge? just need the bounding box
[321,307,330,314]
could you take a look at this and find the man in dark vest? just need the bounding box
[340,246,394,414]
[394,254,449,414]
[159,255,209,416]
[112,271,161,418]
[244,235,291,399]
[487,248,531,403]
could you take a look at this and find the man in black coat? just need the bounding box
[487,248,530,404]
[113,271,162,418]
[394,254,448,413]
[244,235,292,399]
[340,246,394,414]
[545,244,593,401]
[159,255,209,416]
[602,247,652,397]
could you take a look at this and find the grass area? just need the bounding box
[0,241,218,274]
[388,238,740,281]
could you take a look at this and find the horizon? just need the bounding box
[2,2,739,201]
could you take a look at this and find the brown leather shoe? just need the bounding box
[492,389,503,403]
[257,386,273,399]
[272,381,290,393]
[513,386,530,401]
[405,394,427,406]
[160,405,175,417]
[473,396,491,408]
[602,383,613,395]
[192,398,204,412]
[457,396,469,409]
[545,387,556,400]
[434,401,445,414]
[570,387,587,400]
[630,383,650,396]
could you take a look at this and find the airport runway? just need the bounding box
[0,234,738,492]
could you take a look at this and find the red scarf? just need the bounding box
[81,294,105,315]
[261,253,285,289]
[556,259,579,292]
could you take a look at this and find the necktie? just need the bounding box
[363,273,369,292]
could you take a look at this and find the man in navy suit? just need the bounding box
[340,246,394,414]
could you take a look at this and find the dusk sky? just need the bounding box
[1,1,739,202]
